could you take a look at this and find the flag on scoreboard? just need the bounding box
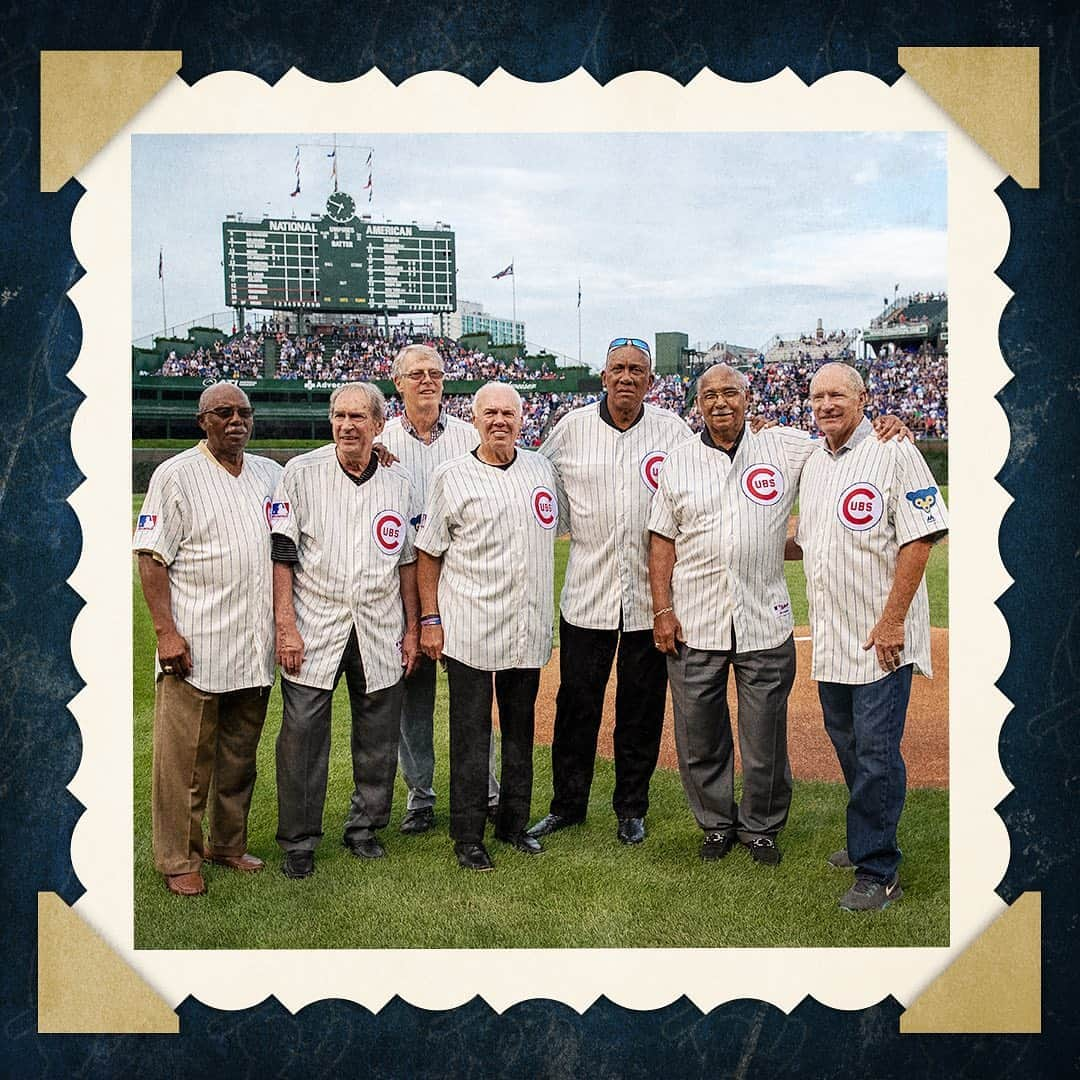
[577,279,581,308]
[158,249,163,280]
[291,145,301,196]
[363,172,373,202]
[493,263,514,279]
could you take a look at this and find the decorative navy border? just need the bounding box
[2,3,1076,1075]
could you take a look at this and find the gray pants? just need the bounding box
[398,655,500,811]
[276,629,403,852]
[667,635,796,841]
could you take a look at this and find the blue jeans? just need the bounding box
[818,665,913,882]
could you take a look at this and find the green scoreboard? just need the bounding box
[222,191,457,314]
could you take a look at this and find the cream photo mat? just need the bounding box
[68,68,1008,1014]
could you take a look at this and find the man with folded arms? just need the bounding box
[416,383,558,871]
[271,382,420,879]
[134,382,281,896]
[380,343,500,835]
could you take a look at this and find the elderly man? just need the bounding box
[380,343,499,834]
[649,364,910,866]
[134,382,281,896]
[528,337,693,846]
[790,362,947,910]
[271,382,420,879]
[416,383,558,871]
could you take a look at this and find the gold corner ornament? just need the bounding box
[40,50,182,192]
[900,892,1041,1034]
[898,47,1039,189]
[38,892,179,1033]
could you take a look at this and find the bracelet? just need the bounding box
[420,614,442,627]
[653,607,673,619]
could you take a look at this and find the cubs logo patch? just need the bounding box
[640,450,667,493]
[906,486,939,523]
[740,463,784,506]
[269,501,290,522]
[372,509,405,555]
[263,497,273,529]
[135,513,158,532]
[836,482,884,531]
[531,487,557,530]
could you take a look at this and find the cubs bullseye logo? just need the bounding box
[837,482,884,531]
[532,486,557,529]
[740,463,784,506]
[372,509,405,555]
[640,450,668,493]
[263,497,273,530]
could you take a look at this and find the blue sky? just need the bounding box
[132,131,946,367]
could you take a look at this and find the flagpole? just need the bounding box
[577,278,581,366]
[512,256,516,328]
[159,249,167,336]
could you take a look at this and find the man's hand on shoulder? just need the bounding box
[872,414,914,444]
[373,441,399,467]
[749,416,778,434]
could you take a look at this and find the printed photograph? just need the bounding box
[130,130,949,949]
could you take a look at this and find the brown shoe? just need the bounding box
[165,871,206,896]
[205,850,264,872]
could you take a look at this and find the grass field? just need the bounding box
[132,494,948,949]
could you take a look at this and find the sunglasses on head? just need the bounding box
[607,337,651,355]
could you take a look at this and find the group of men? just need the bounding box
[135,335,945,912]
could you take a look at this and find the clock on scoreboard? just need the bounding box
[222,192,457,314]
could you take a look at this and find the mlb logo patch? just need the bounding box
[136,513,157,531]
[270,502,290,521]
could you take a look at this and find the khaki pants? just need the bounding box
[152,675,270,875]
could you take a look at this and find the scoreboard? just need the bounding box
[222,192,456,314]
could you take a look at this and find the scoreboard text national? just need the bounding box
[222,191,457,314]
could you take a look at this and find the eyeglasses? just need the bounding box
[199,406,255,420]
[607,337,651,355]
[403,369,444,382]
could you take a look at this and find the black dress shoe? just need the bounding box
[281,850,315,879]
[700,830,737,862]
[495,830,544,855]
[526,812,584,839]
[617,817,646,845]
[454,841,494,871]
[344,835,386,859]
[399,806,435,834]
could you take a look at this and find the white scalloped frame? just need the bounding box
[66,67,1011,1016]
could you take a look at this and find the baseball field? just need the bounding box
[131,490,949,951]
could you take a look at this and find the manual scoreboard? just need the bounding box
[223,191,456,314]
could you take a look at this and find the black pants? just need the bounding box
[549,616,668,820]
[445,658,540,844]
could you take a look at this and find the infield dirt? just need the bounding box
[531,626,949,788]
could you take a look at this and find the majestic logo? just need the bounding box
[532,487,557,530]
[372,509,405,555]
[740,463,785,506]
[906,486,939,523]
[640,450,668,493]
[837,482,884,531]
[269,501,291,522]
[135,513,157,531]
[773,600,791,620]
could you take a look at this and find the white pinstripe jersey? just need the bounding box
[132,442,282,693]
[539,402,693,632]
[379,412,479,526]
[270,444,419,692]
[416,450,558,671]
[796,420,948,684]
[648,425,816,652]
